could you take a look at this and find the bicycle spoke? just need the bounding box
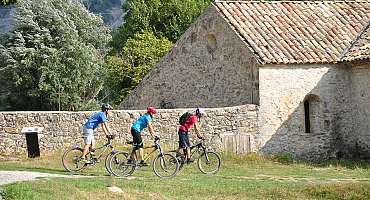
[109,152,135,177]
[62,148,86,172]
[197,151,221,175]
[153,153,179,178]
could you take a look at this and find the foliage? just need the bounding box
[0,0,16,6]
[111,0,212,52]
[104,31,172,105]
[0,0,111,111]
[270,152,295,164]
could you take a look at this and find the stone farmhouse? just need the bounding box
[121,1,370,159]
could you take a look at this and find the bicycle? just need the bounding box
[109,138,179,178]
[62,135,118,174]
[170,138,221,175]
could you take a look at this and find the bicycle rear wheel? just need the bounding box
[152,153,179,178]
[197,151,221,175]
[109,151,136,177]
[62,147,86,172]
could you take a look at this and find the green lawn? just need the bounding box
[0,152,369,200]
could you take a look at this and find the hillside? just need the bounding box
[0,0,125,34]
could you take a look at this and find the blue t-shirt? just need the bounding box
[131,114,152,133]
[84,111,107,130]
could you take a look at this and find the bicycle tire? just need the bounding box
[104,152,115,175]
[109,151,136,177]
[62,147,87,172]
[152,153,179,178]
[197,151,221,175]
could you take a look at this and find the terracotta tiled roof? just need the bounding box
[342,23,370,61]
[214,1,370,64]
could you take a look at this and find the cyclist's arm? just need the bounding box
[147,121,158,139]
[194,123,203,138]
[101,122,112,136]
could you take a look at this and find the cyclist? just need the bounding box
[177,108,204,163]
[130,107,159,166]
[81,103,113,163]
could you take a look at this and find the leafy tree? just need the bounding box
[104,31,172,105]
[0,0,111,111]
[0,0,16,6]
[111,0,212,52]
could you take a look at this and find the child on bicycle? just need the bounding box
[130,107,159,166]
[177,108,204,164]
[81,103,113,163]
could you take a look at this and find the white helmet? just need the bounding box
[195,108,205,117]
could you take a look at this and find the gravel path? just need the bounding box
[0,171,83,186]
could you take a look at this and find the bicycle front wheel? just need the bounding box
[109,151,136,177]
[152,153,179,178]
[197,151,221,175]
[62,147,86,172]
[105,152,116,175]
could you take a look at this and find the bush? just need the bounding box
[270,152,294,164]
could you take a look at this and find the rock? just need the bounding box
[107,186,123,193]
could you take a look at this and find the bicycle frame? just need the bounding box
[87,137,115,161]
[129,139,163,163]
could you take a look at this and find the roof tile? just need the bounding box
[214,1,370,64]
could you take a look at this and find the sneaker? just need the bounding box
[186,158,194,164]
[127,159,134,165]
[139,160,149,166]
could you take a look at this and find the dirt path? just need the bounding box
[0,171,84,186]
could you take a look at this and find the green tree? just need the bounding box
[0,0,16,6]
[104,31,172,105]
[111,0,212,52]
[0,0,111,111]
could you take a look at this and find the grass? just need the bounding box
[0,151,370,200]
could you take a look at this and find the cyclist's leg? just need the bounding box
[131,128,144,162]
[82,128,94,159]
[179,131,191,162]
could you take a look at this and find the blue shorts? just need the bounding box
[178,131,190,149]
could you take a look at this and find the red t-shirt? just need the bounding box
[179,115,198,132]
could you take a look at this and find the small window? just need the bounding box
[303,95,321,134]
[206,34,217,54]
[304,100,310,133]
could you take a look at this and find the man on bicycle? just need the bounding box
[178,108,204,164]
[81,103,113,163]
[130,107,159,166]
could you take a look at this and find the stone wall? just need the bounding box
[121,4,260,110]
[258,64,352,160]
[0,105,258,157]
[347,61,370,159]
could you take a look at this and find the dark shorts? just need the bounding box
[178,131,190,149]
[131,128,143,150]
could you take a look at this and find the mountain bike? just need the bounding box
[62,135,118,174]
[170,138,221,175]
[109,138,179,178]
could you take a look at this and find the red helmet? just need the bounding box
[147,107,157,115]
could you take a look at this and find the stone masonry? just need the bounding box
[121,5,259,109]
[0,105,258,157]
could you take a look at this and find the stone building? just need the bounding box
[121,1,370,159]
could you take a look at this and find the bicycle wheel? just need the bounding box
[197,151,221,175]
[152,153,179,178]
[105,152,115,175]
[109,151,136,177]
[62,147,86,172]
